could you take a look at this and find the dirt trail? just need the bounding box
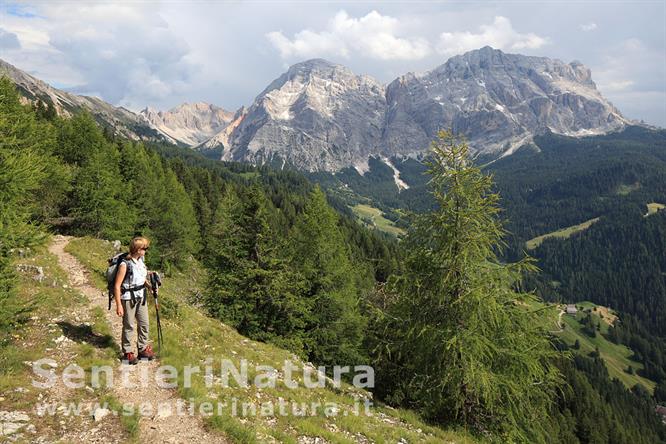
[548,308,565,334]
[48,235,228,444]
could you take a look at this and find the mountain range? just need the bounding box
[1,46,631,172]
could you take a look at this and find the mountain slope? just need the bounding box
[0,58,166,142]
[139,102,234,146]
[220,59,386,172]
[66,236,478,443]
[206,47,629,171]
[383,46,628,158]
[3,47,634,173]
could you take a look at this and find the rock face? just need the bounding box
[139,102,234,146]
[383,46,627,158]
[220,59,387,171]
[3,47,631,172]
[210,47,628,171]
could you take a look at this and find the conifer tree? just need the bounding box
[72,146,135,239]
[204,186,308,354]
[151,168,201,269]
[374,131,562,441]
[55,112,106,165]
[0,78,57,337]
[289,186,366,366]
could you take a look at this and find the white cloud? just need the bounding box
[0,3,197,108]
[267,10,431,61]
[601,80,634,92]
[580,22,598,32]
[267,29,347,59]
[437,16,547,56]
[593,38,665,124]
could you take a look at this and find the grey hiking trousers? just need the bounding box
[121,297,150,354]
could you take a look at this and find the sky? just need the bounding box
[1,1,665,127]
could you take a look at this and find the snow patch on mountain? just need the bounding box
[380,156,410,190]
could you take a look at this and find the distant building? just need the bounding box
[566,304,578,315]
[656,405,666,424]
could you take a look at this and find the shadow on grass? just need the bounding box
[57,321,114,349]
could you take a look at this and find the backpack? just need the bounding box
[106,253,145,309]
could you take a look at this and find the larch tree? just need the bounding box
[374,131,562,442]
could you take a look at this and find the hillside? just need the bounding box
[0,236,476,443]
[0,58,165,143]
[533,300,657,392]
[3,77,665,443]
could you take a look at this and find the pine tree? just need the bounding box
[117,142,200,269]
[55,112,107,165]
[374,131,562,441]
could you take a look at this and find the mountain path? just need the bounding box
[48,235,228,444]
[548,308,566,334]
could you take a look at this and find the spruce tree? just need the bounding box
[204,186,309,355]
[289,186,366,366]
[374,131,562,441]
[71,135,134,239]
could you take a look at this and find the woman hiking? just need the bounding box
[113,236,156,365]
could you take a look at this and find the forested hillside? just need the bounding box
[311,127,666,413]
[2,77,665,442]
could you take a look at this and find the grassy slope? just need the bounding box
[67,237,476,444]
[351,204,405,237]
[525,217,600,250]
[528,299,656,392]
[1,239,136,440]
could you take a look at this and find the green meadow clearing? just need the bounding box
[526,217,600,250]
[351,204,406,237]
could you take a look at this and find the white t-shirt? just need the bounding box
[119,256,147,301]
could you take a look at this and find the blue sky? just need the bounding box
[1,1,664,126]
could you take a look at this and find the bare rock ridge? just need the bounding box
[221,47,628,171]
[139,102,234,146]
[382,46,627,159]
[1,47,631,172]
[0,58,164,142]
[219,59,386,171]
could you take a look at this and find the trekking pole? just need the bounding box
[150,272,164,355]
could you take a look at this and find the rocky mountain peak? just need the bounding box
[383,47,627,159]
[287,58,341,75]
[3,49,635,174]
[139,102,233,146]
[221,59,386,171]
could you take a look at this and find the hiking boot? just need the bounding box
[122,352,138,365]
[138,345,156,361]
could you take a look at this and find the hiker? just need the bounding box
[113,236,156,365]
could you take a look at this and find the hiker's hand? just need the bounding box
[116,305,124,317]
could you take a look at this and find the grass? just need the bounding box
[526,217,600,250]
[546,301,656,392]
[0,238,131,440]
[1,244,78,409]
[67,237,477,444]
[645,202,665,217]
[351,204,406,237]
